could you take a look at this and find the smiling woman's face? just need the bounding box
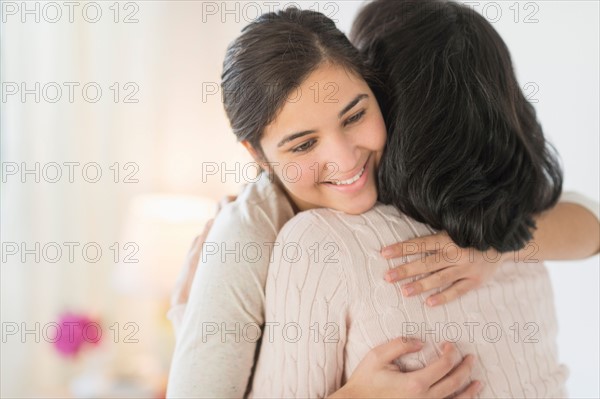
[244,63,387,215]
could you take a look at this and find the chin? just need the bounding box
[339,193,378,215]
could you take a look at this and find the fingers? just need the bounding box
[385,253,450,283]
[186,219,214,257]
[429,354,477,398]
[172,218,217,307]
[411,342,461,386]
[381,232,451,259]
[425,279,475,307]
[188,234,202,251]
[217,195,237,213]
[200,218,214,239]
[370,336,424,365]
[399,266,466,298]
[453,381,483,399]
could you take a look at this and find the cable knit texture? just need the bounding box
[167,190,598,397]
[250,204,569,398]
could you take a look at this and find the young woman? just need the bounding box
[166,5,600,398]
[247,1,599,398]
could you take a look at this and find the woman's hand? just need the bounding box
[381,232,509,307]
[170,218,214,307]
[170,195,237,307]
[329,339,482,399]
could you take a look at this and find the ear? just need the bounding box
[241,140,262,163]
[241,140,270,174]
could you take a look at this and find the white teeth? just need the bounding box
[331,167,365,185]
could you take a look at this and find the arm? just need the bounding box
[167,219,213,338]
[166,205,273,398]
[168,195,237,337]
[523,195,599,259]
[382,193,600,306]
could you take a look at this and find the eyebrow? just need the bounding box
[277,93,369,148]
[338,93,368,119]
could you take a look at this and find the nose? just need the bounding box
[325,132,361,178]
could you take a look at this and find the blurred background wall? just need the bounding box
[1,1,598,397]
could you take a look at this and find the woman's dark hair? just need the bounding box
[221,8,381,152]
[351,0,563,252]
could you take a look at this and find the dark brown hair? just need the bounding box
[352,0,563,252]
[221,8,381,152]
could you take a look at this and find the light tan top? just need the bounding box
[167,191,597,398]
[166,172,294,398]
[250,204,569,398]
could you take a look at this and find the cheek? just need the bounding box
[275,160,320,191]
[375,115,388,147]
[292,162,317,187]
[363,115,388,151]
[365,116,387,171]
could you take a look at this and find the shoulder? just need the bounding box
[277,203,434,248]
[210,172,295,243]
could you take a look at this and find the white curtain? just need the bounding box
[1,1,598,397]
[1,1,248,395]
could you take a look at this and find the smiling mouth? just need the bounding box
[326,166,366,185]
[323,156,369,186]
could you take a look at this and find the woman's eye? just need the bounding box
[291,139,316,153]
[344,110,366,126]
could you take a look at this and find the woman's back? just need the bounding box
[250,204,568,398]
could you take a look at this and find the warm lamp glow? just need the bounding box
[130,194,216,224]
[113,194,217,297]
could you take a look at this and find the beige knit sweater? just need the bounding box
[249,204,569,398]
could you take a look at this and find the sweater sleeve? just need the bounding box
[249,213,350,399]
[166,303,186,339]
[166,203,275,398]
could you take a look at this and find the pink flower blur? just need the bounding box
[51,313,101,357]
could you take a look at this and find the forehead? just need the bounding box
[262,63,369,141]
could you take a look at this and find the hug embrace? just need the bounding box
[167,1,600,398]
